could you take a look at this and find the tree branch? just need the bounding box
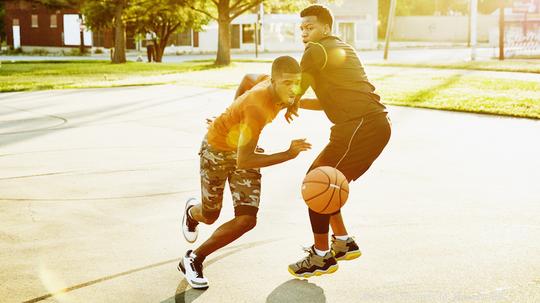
[230,0,262,20]
[188,5,218,20]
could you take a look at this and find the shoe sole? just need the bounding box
[177,260,209,290]
[182,200,198,243]
[287,264,339,278]
[335,250,362,261]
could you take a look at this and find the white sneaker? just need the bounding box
[177,250,209,289]
[182,197,200,243]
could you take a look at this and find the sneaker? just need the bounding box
[331,235,362,261]
[182,197,200,243]
[288,246,338,278]
[177,250,209,289]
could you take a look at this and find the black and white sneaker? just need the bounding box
[182,197,200,243]
[177,250,209,289]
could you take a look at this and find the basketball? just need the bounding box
[301,166,349,214]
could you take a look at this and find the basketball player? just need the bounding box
[285,4,392,278]
[179,56,312,289]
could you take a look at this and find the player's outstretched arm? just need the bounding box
[234,74,265,100]
[298,98,323,111]
[237,134,311,169]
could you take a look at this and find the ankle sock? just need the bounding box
[314,247,330,257]
[335,235,349,241]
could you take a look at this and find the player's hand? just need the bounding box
[285,103,299,123]
[287,139,311,158]
[206,116,216,125]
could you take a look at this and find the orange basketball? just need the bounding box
[301,166,349,214]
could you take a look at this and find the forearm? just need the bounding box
[299,98,323,111]
[237,151,293,169]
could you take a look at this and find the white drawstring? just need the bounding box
[335,118,364,169]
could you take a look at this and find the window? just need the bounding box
[31,15,38,28]
[193,31,199,47]
[177,30,192,46]
[50,15,57,28]
[242,24,261,44]
[13,19,20,26]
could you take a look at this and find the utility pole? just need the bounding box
[499,0,505,60]
[78,14,85,54]
[384,0,397,60]
[470,0,478,61]
[255,3,262,58]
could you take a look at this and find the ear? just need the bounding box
[324,24,331,35]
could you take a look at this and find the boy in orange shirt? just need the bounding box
[178,56,311,289]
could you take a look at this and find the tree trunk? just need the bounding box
[112,1,126,63]
[216,1,231,66]
[155,38,164,63]
[216,19,231,65]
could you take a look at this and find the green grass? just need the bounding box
[370,60,540,74]
[371,72,540,119]
[0,60,223,92]
[1,60,538,119]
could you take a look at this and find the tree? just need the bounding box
[82,0,127,63]
[0,1,5,52]
[186,0,313,66]
[129,0,209,62]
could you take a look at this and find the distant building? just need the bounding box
[3,0,379,53]
[166,0,379,54]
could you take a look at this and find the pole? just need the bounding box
[470,0,478,61]
[384,0,397,60]
[78,14,85,54]
[499,1,505,60]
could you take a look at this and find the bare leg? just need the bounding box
[313,233,329,251]
[330,212,348,236]
[194,215,256,259]
[189,204,207,224]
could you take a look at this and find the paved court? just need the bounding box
[1,85,539,303]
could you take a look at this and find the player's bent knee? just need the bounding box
[235,215,257,231]
[201,210,220,224]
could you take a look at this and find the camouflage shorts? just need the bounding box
[199,138,261,217]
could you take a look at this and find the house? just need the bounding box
[4,0,379,53]
[3,0,136,52]
[166,0,379,54]
[4,0,92,51]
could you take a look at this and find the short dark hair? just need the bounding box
[300,4,334,30]
[271,56,300,78]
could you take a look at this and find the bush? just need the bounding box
[31,48,49,56]
[94,48,104,54]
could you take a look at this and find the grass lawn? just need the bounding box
[0,60,224,92]
[370,60,540,74]
[1,60,538,119]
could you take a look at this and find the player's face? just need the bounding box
[273,73,301,108]
[300,16,329,44]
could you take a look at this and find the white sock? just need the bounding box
[335,235,349,241]
[314,247,329,257]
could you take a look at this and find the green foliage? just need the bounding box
[81,0,116,31]
[128,0,209,38]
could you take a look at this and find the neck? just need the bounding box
[267,83,282,105]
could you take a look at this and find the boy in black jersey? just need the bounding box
[286,4,391,278]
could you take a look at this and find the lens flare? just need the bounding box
[328,48,347,66]
[39,264,72,302]
[226,123,252,148]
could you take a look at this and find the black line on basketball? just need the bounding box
[303,181,330,202]
[320,167,338,213]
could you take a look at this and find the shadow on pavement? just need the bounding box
[266,279,326,303]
